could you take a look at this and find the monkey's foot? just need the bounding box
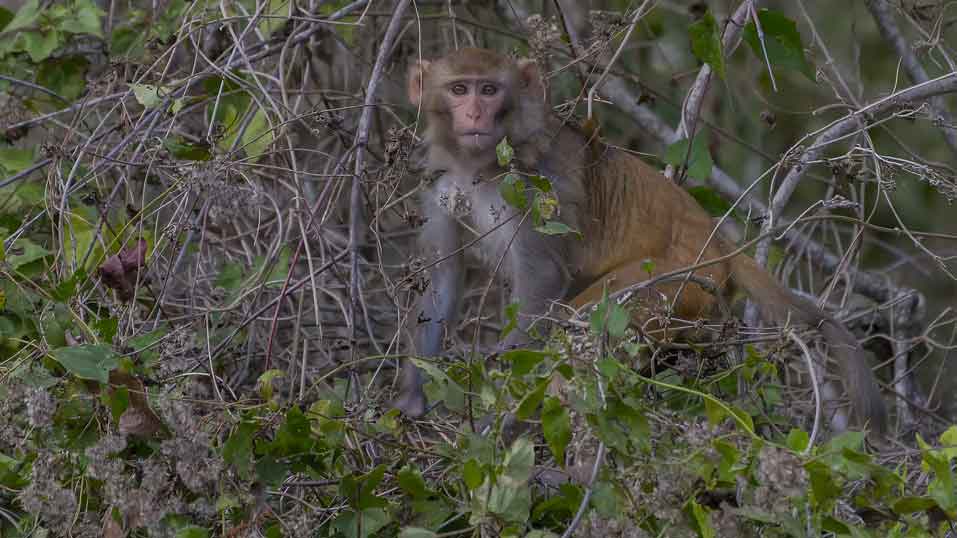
[392,389,428,418]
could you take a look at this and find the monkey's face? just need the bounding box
[443,78,508,155]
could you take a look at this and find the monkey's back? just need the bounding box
[568,143,733,319]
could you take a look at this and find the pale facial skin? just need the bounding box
[443,77,507,155]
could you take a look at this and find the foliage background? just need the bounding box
[1,0,956,536]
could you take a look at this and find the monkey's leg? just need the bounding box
[396,211,465,417]
[501,247,571,350]
[569,254,731,327]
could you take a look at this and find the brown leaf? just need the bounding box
[98,239,149,301]
[101,508,125,538]
[110,371,165,438]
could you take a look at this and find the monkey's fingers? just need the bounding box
[393,387,428,418]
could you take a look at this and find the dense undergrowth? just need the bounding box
[2,0,957,537]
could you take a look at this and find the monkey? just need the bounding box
[393,48,886,436]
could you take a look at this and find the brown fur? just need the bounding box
[398,49,886,435]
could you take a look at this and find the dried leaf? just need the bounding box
[98,239,148,301]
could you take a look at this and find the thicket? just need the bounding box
[1,0,957,537]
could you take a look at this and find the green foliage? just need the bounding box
[49,344,119,384]
[743,9,816,81]
[496,136,515,166]
[1,0,103,62]
[0,146,35,175]
[688,185,734,217]
[131,83,167,108]
[664,130,714,181]
[689,10,725,79]
[499,172,527,210]
[0,2,952,537]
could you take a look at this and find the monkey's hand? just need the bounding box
[392,386,427,418]
[393,360,428,417]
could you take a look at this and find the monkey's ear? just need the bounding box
[407,59,431,107]
[517,59,544,96]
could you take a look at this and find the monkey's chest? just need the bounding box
[433,176,523,268]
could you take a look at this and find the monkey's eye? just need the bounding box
[450,83,468,96]
[480,84,498,96]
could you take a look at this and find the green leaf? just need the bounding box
[892,496,937,515]
[528,174,552,193]
[472,438,534,524]
[743,9,815,81]
[542,396,571,467]
[503,436,535,483]
[0,146,35,174]
[499,173,527,210]
[0,7,15,31]
[257,369,284,401]
[272,406,313,454]
[596,356,621,380]
[37,56,89,102]
[130,83,165,108]
[257,0,288,36]
[703,397,726,425]
[590,298,629,338]
[462,458,483,490]
[516,378,548,420]
[4,0,40,33]
[49,344,119,384]
[806,461,840,507]
[503,349,549,376]
[918,433,957,513]
[7,239,53,269]
[333,508,389,538]
[255,455,286,485]
[222,421,255,479]
[501,301,519,340]
[397,466,431,500]
[20,30,60,62]
[92,315,118,344]
[686,499,715,538]
[534,220,579,236]
[239,108,274,161]
[163,137,212,161]
[155,0,188,40]
[412,358,466,412]
[664,131,713,181]
[689,11,725,79]
[66,0,104,37]
[340,465,388,510]
[938,425,957,460]
[102,385,129,422]
[496,136,514,166]
[786,428,809,452]
[110,25,144,56]
[820,517,851,535]
[687,186,732,217]
[128,326,167,353]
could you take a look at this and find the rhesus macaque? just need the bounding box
[394,48,886,435]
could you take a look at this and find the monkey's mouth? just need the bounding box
[457,131,495,149]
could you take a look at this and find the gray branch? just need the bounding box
[866,0,957,157]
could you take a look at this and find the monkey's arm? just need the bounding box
[503,243,570,349]
[416,211,465,355]
[395,208,464,416]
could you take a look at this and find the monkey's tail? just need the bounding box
[728,254,887,436]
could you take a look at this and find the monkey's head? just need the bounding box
[408,48,546,168]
